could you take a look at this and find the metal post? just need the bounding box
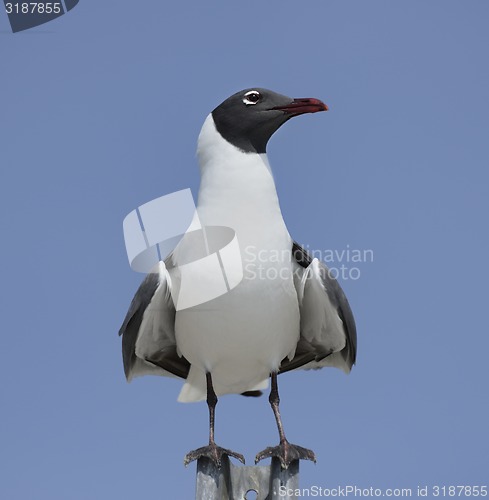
[195,457,300,499]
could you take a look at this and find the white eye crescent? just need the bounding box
[243,90,261,105]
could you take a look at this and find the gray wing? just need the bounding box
[118,261,190,381]
[279,241,357,374]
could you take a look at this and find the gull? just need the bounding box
[119,88,357,469]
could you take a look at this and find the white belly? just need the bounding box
[175,267,300,402]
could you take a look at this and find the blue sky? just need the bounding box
[1,1,488,498]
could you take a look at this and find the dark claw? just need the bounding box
[255,440,316,469]
[184,443,245,468]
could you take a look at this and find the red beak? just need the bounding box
[272,98,328,116]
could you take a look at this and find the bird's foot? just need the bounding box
[184,442,245,468]
[255,439,316,469]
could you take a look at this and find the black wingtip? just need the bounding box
[240,390,263,397]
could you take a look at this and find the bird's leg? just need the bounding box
[184,372,245,468]
[255,372,316,469]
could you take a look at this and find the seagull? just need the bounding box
[119,88,357,469]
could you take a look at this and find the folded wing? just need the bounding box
[119,261,190,381]
[280,242,357,374]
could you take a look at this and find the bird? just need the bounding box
[119,88,357,470]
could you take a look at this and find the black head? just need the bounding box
[211,88,328,154]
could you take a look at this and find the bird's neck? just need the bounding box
[195,114,289,248]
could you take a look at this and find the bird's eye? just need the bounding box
[243,91,261,106]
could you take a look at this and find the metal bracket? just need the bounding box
[195,457,299,499]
